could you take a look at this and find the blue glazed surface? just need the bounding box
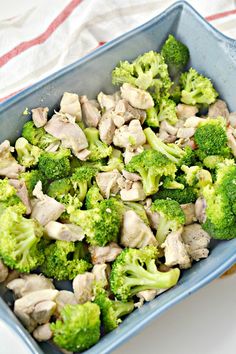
[0,2,236,353]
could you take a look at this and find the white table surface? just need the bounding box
[1,2,236,354]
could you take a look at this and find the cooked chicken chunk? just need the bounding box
[184,116,206,128]
[227,126,236,157]
[182,224,211,261]
[45,114,88,158]
[92,264,109,288]
[7,274,54,298]
[72,272,95,304]
[122,170,141,182]
[160,121,178,136]
[121,83,154,109]
[144,199,160,229]
[120,181,146,201]
[159,130,177,143]
[80,95,101,127]
[228,112,236,128]
[55,290,77,315]
[121,210,157,248]
[208,99,229,119]
[176,104,198,119]
[123,145,144,165]
[31,300,56,324]
[0,140,25,178]
[96,170,121,198]
[33,323,53,342]
[162,228,191,269]
[45,221,85,242]
[9,179,31,214]
[177,127,195,139]
[31,107,48,128]
[0,260,9,283]
[135,289,166,308]
[115,99,146,124]
[31,181,65,226]
[99,111,116,144]
[97,92,117,111]
[60,92,82,121]
[195,197,207,223]
[89,242,122,264]
[113,120,146,149]
[181,203,196,225]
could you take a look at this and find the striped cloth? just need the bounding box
[0,0,236,102]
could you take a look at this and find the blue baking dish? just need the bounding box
[0,1,236,353]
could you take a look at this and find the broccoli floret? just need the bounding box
[51,302,101,352]
[38,148,71,180]
[85,184,104,209]
[100,148,124,172]
[181,165,212,190]
[47,178,72,199]
[151,199,185,244]
[154,185,197,204]
[58,194,82,222]
[203,155,225,169]
[144,127,194,165]
[41,240,91,280]
[15,137,42,167]
[70,198,123,246]
[162,176,185,190]
[126,149,176,196]
[124,201,150,225]
[0,207,44,272]
[112,51,172,100]
[0,179,26,216]
[194,117,230,159]
[146,106,159,128]
[84,128,112,161]
[22,120,59,149]
[19,170,46,197]
[94,289,134,333]
[161,34,190,79]
[110,246,180,301]
[157,98,178,125]
[71,166,97,202]
[180,68,218,105]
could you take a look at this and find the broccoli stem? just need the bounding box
[156,218,172,245]
[78,181,88,202]
[112,301,134,319]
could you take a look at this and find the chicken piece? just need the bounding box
[208,99,229,119]
[113,120,146,149]
[0,260,9,282]
[159,130,177,143]
[177,127,195,139]
[117,176,132,190]
[0,140,25,178]
[33,323,53,342]
[55,291,77,316]
[121,210,157,248]
[195,197,207,224]
[45,140,61,153]
[80,95,101,127]
[176,104,198,119]
[45,221,85,242]
[31,181,65,226]
[120,181,146,202]
[60,92,82,121]
[96,170,121,199]
[92,264,109,288]
[227,126,236,157]
[99,111,116,144]
[123,145,144,164]
[89,242,122,265]
[4,270,20,286]
[31,300,56,324]
[162,228,191,269]
[121,83,154,109]
[97,92,117,111]
[182,224,211,261]
[14,289,58,332]
[7,274,55,298]
[72,273,95,304]
[144,199,160,229]
[115,99,146,124]
[45,114,88,158]
[135,289,166,308]
[160,121,178,136]
[181,203,196,225]
[122,170,141,182]
[31,107,49,128]
[9,179,31,214]
[229,112,236,128]
[184,116,206,128]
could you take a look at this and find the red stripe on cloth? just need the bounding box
[206,9,236,21]
[0,0,83,68]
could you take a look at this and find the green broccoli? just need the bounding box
[84,128,112,161]
[144,127,195,165]
[70,198,123,246]
[151,199,186,244]
[47,178,72,199]
[110,246,180,301]
[19,170,46,197]
[0,207,44,272]
[41,240,91,280]
[71,166,97,202]
[203,155,225,169]
[126,149,176,196]
[38,148,71,180]
[124,201,150,225]
[181,165,212,190]
[0,179,27,216]
[154,185,197,204]
[100,148,124,172]
[194,117,230,159]
[15,137,42,167]
[51,302,101,352]
[85,184,104,209]
[112,51,172,100]
[58,194,82,222]
[146,99,178,128]
[94,289,134,333]
[22,120,59,149]
[146,106,159,128]
[162,176,185,190]
[180,68,218,105]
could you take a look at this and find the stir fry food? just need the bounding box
[1,34,236,352]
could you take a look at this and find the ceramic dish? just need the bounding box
[0,1,236,353]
